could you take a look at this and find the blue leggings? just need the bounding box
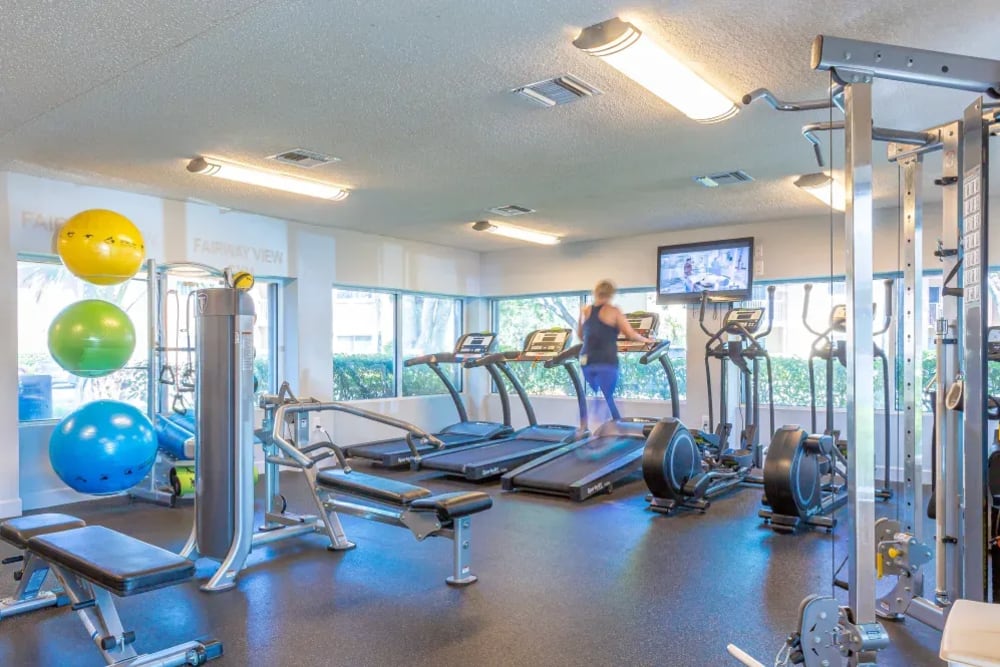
[582,363,621,422]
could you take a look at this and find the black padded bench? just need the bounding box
[314,468,493,585]
[0,513,86,620]
[0,515,222,666]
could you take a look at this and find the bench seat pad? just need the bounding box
[0,513,86,549]
[941,599,1000,666]
[410,492,493,521]
[27,526,194,597]
[316,469,432,505]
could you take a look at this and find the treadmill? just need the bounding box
[501,312,680,502]
[416,328,589,481]
[342,332,515,466]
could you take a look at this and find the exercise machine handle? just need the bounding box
[875,279,894,336]
[464,352,507,368]
[545,343,582,368]
[640,340,671,364]
[698,291,715,338]
[801,283,824,336]
[404,352,454,367]
[758,285,777,338]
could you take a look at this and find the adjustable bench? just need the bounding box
[940,599,1000,666]
[314,468,492,585]
[1,515,222,666]
[0,513,86,619]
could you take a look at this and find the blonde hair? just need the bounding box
[594,279,616,300]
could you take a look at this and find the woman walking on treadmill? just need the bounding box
[578,280,654,436]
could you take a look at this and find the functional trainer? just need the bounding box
[0,514,222,665]
[416,327,589,480]
[342,332,514,466]
[693,286,775,483]
[501,312,679,501]
[801,279,895,500]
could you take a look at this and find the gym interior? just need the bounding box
[2,4,999,667]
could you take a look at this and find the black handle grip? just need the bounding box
[72,599,96,611]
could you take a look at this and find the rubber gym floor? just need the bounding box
[0,469,943,666]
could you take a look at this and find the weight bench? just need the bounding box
[314,468,492,585]
[2,515,222,666]
[0,513,86,619]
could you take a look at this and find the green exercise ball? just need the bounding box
[48,300,136,378]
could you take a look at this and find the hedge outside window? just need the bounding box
[401,294,463,397]
[17,260,149,422]
[332,289,395,400]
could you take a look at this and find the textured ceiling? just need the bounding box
[1,0,998,251]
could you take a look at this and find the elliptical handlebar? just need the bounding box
[698,291,716,338]
[874,279,894,336]
[758,285,777,339]
[801,283,825,337]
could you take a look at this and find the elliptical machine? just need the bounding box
[643,287,775,514]
[693,286,775,478]
[802,279,895,500]
[758,280,894,533]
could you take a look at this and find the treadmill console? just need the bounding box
[618,312,660,353]
[519,328,573,362]
[723,308,764,335]
[830,305,847,332]
[454,332,498,361]
[989,327,1000,360]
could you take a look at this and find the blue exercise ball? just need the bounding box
[49,400,157,495]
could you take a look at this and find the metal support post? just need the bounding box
[843,81,882,662]
[961,99,990,602]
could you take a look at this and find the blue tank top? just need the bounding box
[581,304,619,366]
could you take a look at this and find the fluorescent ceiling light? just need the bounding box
[187,157,349,201]
[573,17,739,123]
[794,172,846,212]
[472,220,560,245]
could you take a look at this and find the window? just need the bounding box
[612,291,687,401]
[17,260,149,422]
[492,290,687,401]
[401,294,463,397]
[494,294,584,396]
[332,289,395,400]
[749,280,893,408]
[331,288,464,400]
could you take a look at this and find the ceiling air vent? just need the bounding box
[693,170,754,188]
[487,204,535,217]
[513,74,601,107]
[268,148,340,168]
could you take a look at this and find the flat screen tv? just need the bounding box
[656,237,754,304]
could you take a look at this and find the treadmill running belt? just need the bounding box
[421,437,556,472]
[348,432,474,458]
[509,437,643,493]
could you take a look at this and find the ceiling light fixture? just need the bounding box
[794,173,846,212]
[472,220,561,245]
[572,17,739,123]
[187,157,349,201]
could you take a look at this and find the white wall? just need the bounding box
[2,171,481,514]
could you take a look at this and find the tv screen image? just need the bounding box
[656,237,753,304]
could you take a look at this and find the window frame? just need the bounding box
[332,284,465,399]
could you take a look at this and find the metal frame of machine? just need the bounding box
[729,36,1000,666]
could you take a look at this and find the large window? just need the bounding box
[17,260,149,422]
[749,280,893,409]
[492,290,687,401]
[332,289,395,400]
[332,288,464,400]
[401,294,463,397]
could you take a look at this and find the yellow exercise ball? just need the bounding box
[57,209,145,285]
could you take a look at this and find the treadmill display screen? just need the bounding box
[455,333,497,357]
[521,328,572,361]
[618,312,660,353]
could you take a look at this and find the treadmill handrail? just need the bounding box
[404,352,456,366]
[639,340,671,364]
[545,343,582,368]
[271,401,446,467]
